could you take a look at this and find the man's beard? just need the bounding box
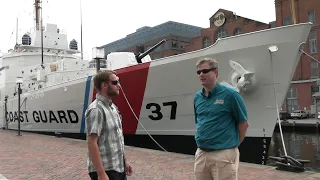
[107,87,118,97]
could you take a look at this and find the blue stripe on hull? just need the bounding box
[80,76,92,133]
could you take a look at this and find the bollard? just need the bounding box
[55,132,62,138]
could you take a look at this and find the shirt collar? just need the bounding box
[201,83,221,97]
[96,93,113,107]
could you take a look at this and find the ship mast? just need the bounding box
[34,0,44,68]
[80,0,83,60]
[16,18,18,46]
[35,0,41,30]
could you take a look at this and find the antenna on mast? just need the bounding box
[40,1,44,69]
[35,0,41,30]
[80,0,83,60]
[35,0,44,68]
[16,18,18,46]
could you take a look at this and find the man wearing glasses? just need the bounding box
[193,57,249,180]
[85,70,133,180]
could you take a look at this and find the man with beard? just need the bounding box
[193,57,249,180]
[85,70,133,180]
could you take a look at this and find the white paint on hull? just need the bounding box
[0,23,313,141]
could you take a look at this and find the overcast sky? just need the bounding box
[0,0,276,60]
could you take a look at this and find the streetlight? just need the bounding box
[92,47,105,73]
[16,76,23,136]
[4,95,8,130]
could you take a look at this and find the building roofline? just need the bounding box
[100,21,204,48]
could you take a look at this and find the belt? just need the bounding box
[199,147,215,152]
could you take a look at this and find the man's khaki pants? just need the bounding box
[194,147,239,180]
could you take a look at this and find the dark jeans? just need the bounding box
[89,170,127,180]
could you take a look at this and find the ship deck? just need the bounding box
[0,129,319,180]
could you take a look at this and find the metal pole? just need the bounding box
[4,96,8,130]
[96,58,100,73]
[290,0,297,24]
[17,83,21,136]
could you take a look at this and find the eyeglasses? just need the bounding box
[196,68,215,75]
[111,80,120,86]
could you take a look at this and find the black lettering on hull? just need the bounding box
[6,110,79,124]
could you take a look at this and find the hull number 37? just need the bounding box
[146,101,177,120]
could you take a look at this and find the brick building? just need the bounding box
[100,21,203,60]
[185,9,273,52]
[275,0,320,113]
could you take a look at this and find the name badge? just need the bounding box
[214,100,224,104]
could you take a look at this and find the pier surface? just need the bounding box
[0,130,320,180]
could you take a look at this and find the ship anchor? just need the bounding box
[223,60,255,93]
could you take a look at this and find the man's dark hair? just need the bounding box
[93,70,116,91]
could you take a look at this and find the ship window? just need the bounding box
[22,71,24,74]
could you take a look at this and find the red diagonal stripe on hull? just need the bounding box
[91,62,151,134]
[114,63,150,134]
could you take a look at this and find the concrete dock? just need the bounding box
[276,118,320,132]
[0,130,320,180]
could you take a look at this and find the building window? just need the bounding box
[286,88,298,112]
[283,16,292,26]
[310,60,319,78]
[309,31,317,54]
[180,41,189,49]
[311,85,319,104]
[203,37,210,48]
[172,40,178,48]
[164,40,170,50]
[233,28,242,35]
[308,11,316,25]
[215,28,228,40]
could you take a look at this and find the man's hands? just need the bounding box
[125,162,133,176]
[98,172,109,180]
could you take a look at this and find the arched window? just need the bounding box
[233,28,242,35]
[203,37,210,48]
[215,28,228,40]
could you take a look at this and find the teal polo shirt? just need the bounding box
[194,83,248,150]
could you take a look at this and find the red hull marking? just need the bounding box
[91,63,151,135]
[114,63,151,134]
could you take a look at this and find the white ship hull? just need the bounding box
[0,22,313,165]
